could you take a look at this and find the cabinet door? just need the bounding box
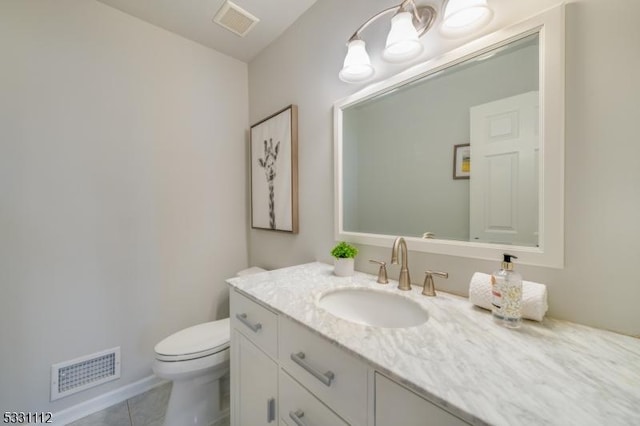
[232,331,278,426]
[375,373,469,426]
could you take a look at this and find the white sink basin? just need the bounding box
[317,288,429,328]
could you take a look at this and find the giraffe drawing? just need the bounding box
[257,138,280,229]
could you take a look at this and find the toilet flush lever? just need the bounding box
[236,313,262,333]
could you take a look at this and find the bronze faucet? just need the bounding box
[391,237,411,291]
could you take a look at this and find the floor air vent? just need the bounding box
[51,347,121,400]
[213,0,260,37]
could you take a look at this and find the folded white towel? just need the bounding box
[469,272,549,322]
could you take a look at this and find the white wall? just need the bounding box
[248,0,640,337]
[0,0,248,412]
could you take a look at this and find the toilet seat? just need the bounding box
[154,318,230,362]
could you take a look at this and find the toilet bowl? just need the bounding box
[153,267,266,425]
[153,318,230,426]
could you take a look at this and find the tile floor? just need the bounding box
[68,377,230,426]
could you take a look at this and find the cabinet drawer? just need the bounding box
[375,373,469,426]
[230,290,278,359]
[279,317,368,425]
[280,370,348,426]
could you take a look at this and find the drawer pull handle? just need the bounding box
[289,410,307,426]
[267,397,275,423]
[290,352,335,387]
[236,313,262,333]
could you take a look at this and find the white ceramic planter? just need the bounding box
[333,258,355,277]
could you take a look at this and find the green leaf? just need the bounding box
[330,241,359,259]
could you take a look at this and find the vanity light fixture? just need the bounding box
[441,0,493,36]
[339,0,493,83]
[382,10,424,63]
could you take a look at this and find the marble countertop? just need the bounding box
[227,262,640,426]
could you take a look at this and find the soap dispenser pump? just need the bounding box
[491,254,523,328]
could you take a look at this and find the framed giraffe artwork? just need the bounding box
[250,105,299,233]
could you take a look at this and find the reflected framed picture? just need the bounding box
[453,143,470,179]
[250,105,299,233]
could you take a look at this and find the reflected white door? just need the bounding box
[469,91,539,246]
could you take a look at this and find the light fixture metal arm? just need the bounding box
[347,5,399,43]
[347,0,437,44]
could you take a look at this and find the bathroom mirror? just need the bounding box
[334,6,564,267]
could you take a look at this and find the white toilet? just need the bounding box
[153,267,266,426]
[153,318,230,426]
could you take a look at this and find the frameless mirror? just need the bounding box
[334,6,564,267]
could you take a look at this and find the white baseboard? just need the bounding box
[52,375,168,425]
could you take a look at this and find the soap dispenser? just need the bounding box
[491,254,523,328]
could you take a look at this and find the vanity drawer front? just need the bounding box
[279,370,348,426]
[230,290,278,359]
[375,373,469,426]
[279,317,367,426]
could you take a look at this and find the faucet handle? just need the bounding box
[369,259,389,284]
[422,270,448,297]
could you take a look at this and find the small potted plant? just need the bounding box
[330,241,359,277]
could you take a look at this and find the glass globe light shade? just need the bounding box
[382,11,423,63]
[442,0,493,35]
[339,39,375,83]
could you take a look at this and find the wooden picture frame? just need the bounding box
[453,143,470,179]
[250,105,299,233]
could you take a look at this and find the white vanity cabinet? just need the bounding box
[278,316,367,425]
[279,370,349,426]
[230,288,470,426]
[230,290,279,425]
[233,333,278,425]
[375,373,469,426]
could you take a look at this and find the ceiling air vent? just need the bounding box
[213,0,260,37]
